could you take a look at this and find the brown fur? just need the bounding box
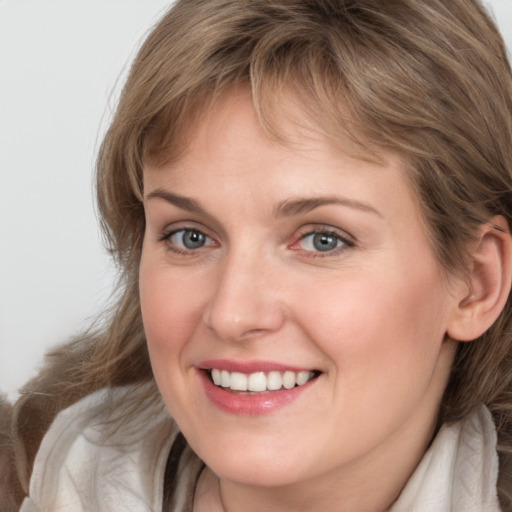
[1,395,24,510]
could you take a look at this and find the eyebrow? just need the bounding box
[273,196,382,218]
[145,189,208,215]
[145,189,382,218]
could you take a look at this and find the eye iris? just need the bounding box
[182,230,205,249]
[313,233,338,251]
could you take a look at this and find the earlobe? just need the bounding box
[447,216,512,342]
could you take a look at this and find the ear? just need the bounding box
[447,216,512,342]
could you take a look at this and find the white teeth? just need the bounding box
[210,369,315,392]
[221,370,230,388]
[282,371,296,389]
[248,372,267,392]
[267,371,283,391]
[211,369,221,385]
[230,372,248,391]
[296,371,310,386]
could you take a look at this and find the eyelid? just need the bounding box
[160,225,204,241]
[159,219,215,241]
[289,225,355,255]
[160,225,218,254]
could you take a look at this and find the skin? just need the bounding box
[139,89,464,512]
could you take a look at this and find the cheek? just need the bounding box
[291,265,454,442]
[139,260,213,420]
[295,264,450,378]
[139,260,207,362]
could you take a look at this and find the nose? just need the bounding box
[202,249,286,342]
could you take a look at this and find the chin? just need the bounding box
[193,435,318,488]
[211,460,309,489]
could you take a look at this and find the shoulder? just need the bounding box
[22,381,179,512]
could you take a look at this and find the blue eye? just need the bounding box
[297,230,351,253]
[167,228,212,250]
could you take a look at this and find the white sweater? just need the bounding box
[20,382,502,512]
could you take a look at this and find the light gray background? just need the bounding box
[1,1,511,400]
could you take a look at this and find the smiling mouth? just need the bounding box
[207,369,321,393]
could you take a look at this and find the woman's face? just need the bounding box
[140,90,459,491]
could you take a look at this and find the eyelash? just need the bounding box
[291,227,355,257]
[159,227,216,255]
[159,226,355,257]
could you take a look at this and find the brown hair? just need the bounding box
[12,0,512,508]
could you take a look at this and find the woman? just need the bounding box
[7,0,512,510]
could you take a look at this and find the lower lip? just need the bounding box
[199,371,316,416]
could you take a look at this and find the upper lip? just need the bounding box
[197,359,318,373]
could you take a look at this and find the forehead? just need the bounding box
[142,89,424,232]
[146,87,391,182]
[144,81,387,170]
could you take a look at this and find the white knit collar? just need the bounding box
[391,406,501,512]
[24,385,501,512]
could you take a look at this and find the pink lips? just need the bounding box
[197,359,318,416]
